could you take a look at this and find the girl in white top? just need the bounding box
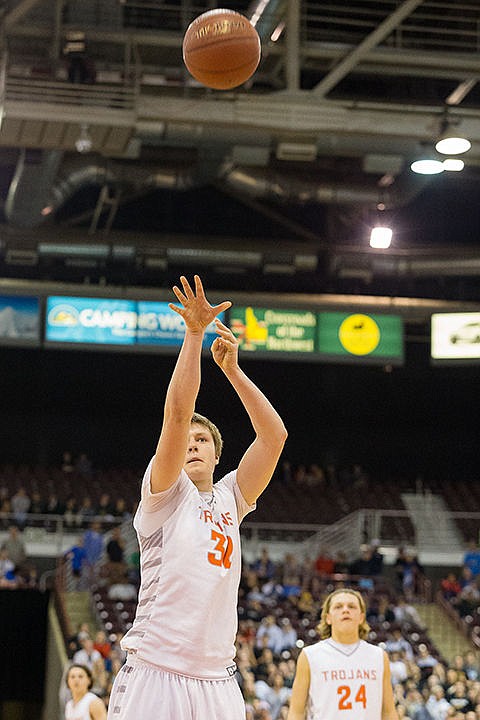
[287,589,399,720]
[65,664,106,720]
[107,275,287,720]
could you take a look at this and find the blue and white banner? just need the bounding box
[45,296,221,347]
[0,295,40,344]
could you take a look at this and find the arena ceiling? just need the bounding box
[1,0,480,305]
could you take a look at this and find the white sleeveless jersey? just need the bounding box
[121,460,255,680]
[303,639,384,720]
[65,692,99,720]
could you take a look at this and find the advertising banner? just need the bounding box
[230,306,317,354]
[317,312,404,364]
[45,297,221,347]
[0,295,40,345]
[431,312,480,360]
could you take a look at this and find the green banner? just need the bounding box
[230,306,316,353]
[317,312,403,362]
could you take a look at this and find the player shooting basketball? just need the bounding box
[107,274,287,720]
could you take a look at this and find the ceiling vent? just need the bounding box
[276,143,318,162]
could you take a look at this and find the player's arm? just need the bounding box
[151,276,231,493]
[287,650,310,720]
[89,696,107,720]
[381,650,399,720]
[211,319,287,505]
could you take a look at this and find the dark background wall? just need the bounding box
[1,341,478,483]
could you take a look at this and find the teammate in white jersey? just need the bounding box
[65,664,107,720]
[107,274,287,720]
[288,589,399,720]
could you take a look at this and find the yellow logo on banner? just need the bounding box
[338,313,380,355]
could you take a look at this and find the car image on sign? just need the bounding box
[450,322,480,344]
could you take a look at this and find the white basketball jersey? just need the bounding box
[121,460,255,680]
[65,692,99,720]
[303,639,384,720]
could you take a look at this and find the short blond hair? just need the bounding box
[191,412,223,458]
[317,588,370,639]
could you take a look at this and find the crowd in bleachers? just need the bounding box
[3,457,480,718]
[54,535,480,720]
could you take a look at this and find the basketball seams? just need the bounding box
[182,8,261,90]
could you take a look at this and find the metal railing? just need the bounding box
[5,77,136,111]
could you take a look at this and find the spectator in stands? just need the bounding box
[65,536,87,589]
[386,627,415,661]
[45,491,65,515]
[392,596,425,628]
[61,451,75,474]
[394,546,409,593]
[0,547,14,580]
[75,452,93,478]
[73,637,103,670]
[67,622,93,658]
[64,663,106,720]
[447,680,473,713]
[254,647,276,683]
[0,497,11,530]
[314,547,335,576]
[96,493,115,521]
[415,643,438,682]
[258,669,292,719]
[83,521,104,583]
[333,550,350,574]
[440,573,462,601]
[425,684,451,720]
[2,524,27,571]
[77,496,96,527]
[455,574,480,617]
[463,540,480,578]
[389,650,409,685]
[463,650,479,681]
[256,615,284,655]
[252,548,277,582]
[106,527,125,564]
[93,630,112,666]
[277,618,297,655]
[112,497,131,522]
[10,487,31,529]
[63,495,79,530]
[103,527,128,586]
[369,539,384,576]
[29,490,45,515]
[349,543,374,576]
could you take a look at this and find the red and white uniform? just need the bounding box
[107,459,254,719]
[303,639,384,720]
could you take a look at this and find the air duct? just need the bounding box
[5,149,64,229]
[222,167,381,205]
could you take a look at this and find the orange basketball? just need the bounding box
[182,9,261,90]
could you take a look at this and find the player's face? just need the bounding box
[184,423,219,483]
[326,592,364,633]
[67,667,90,694]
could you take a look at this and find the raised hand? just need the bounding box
[169,275,231,334]
[211,318,240,373]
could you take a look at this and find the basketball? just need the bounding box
[182,9,261,90]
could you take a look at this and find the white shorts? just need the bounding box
[107,655,246,720]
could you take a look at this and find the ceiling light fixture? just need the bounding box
[443,158,464,172]
[369,201,392,249]
[75,124,93,154]
[370,226,392,249]
[410,158,444,175]
[435,117,471,155]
